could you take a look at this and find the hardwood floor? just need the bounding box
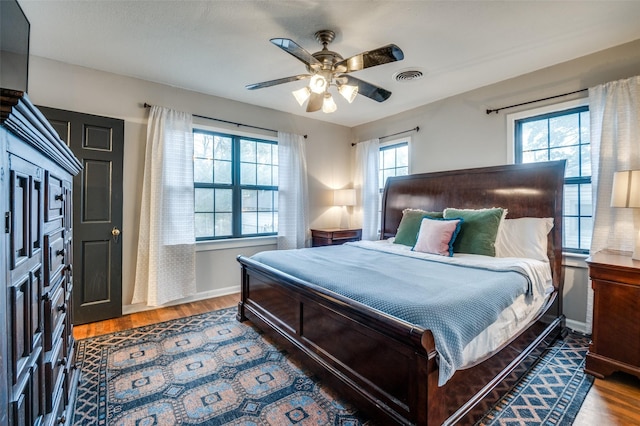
[73,294,238,340]
[573,372,640,425]
[73,294,640,425]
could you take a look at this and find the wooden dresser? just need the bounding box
[311,228,362,247]
[585,250,640,380]
[1,89,82,425]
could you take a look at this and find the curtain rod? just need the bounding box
[486,88,588,115]
[351,126,420,146]
[143,102,307,138]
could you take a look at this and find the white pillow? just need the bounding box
[494,217,554,261]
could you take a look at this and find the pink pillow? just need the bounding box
[412,217,463,256]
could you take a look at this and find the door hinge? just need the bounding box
[5,211,10,234]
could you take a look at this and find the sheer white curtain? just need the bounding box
[132,106,196,307]
[587,75,640,332]
[354,139,380,240]
[277,132,310,249]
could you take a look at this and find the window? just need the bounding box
[514,104,591,253]
[378,140,409,228]
[193,129,278,240]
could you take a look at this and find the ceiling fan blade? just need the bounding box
[342,75,392,102]
[245,74,310,90]
[335,44,404,73]
[271,38,322,69]
[306,92,323,112]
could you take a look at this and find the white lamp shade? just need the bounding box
[292,86,311,106]
[611,170,640,208]
[322,93,337,113]
[333,188,356,206]
[338,84,358,103]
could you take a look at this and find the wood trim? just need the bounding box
[1,89,82,175]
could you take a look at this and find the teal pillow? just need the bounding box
[393,209,444,247]
[443,208,505,256]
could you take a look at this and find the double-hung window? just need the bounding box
[193,129,278,240]
[513,102,591,253]
[378,139,409,230]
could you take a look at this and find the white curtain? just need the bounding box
[354,139,380,240]
[587,75,640,332]
[277,132,310,249]
[132,106,196,307]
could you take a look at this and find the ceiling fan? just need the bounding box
[246,30,404,113]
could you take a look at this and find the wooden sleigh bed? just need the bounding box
[236,161,567,425]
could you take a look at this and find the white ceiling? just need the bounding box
[19,0,640,127]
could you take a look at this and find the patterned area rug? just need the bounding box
[476,333,594,425]
[73,308,593,425]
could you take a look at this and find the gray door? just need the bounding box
[39,106,124,324]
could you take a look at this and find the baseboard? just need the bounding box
[565,318,589,335]
[122,285,240,316]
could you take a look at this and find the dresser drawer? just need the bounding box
[64,341,77,406]
[44,230,65,286]
[586,251,640,380]
[48,380,65,424]
[45,172,64,222]
[44,333,66,413]
[64,290,74,358]
[331,229,361,240]
[311,228,362,247]
[44,282,66,352]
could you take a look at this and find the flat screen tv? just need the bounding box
[1,0,30,92]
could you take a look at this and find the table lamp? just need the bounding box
[333,188,356,229]
[611,170,640,259]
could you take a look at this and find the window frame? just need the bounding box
[193,127,278,241]
[378,138,410,232]
[379,138,410,190]
[507,98,591,254]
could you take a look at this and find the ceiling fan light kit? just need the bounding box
[246,29,404,114]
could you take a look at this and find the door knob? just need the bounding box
[112,226,121,243]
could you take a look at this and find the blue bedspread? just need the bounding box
[251,243,532,385]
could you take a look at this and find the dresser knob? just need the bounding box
[56,248,65,257]
[57,414,66,424]
[57,303,67,313]
[58,357,67,367]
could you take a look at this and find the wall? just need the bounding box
[28,38,640,326]
[352,38,640,331]
[27,56,353,313]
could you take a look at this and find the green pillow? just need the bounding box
[443,208,505,256]
[394,209,444,246]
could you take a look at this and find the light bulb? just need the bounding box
[322,93,337,113]
[309,74,328,94]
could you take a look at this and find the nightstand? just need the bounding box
[311,228,362,247]
[585,250,640,380]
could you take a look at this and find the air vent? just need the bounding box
[393,69,424,82]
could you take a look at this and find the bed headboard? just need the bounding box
[380,161,566,294]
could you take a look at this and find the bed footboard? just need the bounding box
[237,256,435,424]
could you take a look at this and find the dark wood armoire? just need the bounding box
[1,89,82,425]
